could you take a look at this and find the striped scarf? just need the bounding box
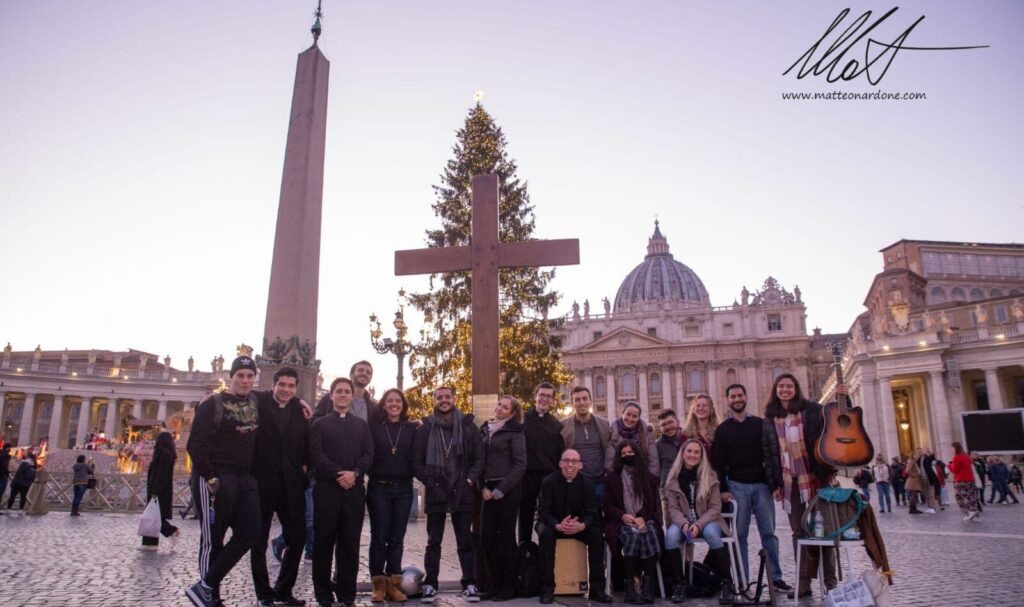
[774,412,818,513]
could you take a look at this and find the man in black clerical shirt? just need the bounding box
[710,383,790,593]
[519,381,565,543]
[309,377,374,607]
[250,367,309,607]
[535,448,613,604]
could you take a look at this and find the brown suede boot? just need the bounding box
[386,575,409,602]
[371,575,387,602]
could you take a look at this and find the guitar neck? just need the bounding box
[833,353,848,413]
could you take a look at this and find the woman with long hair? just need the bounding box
[905,448,936,514]
[947,441,981,521]
[367,388,416,602]
[665,438,733,604]
[761,373,837,600]
[480,395,527,601]
[605,401,659,478]
[681,394,719,458]
[141,431,179,550]
[604,441,663,604]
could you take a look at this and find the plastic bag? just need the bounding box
[860,569,892,607]
[137,498,161,537]
[823,579,875,607]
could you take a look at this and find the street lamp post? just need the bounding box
[368,289,427,390]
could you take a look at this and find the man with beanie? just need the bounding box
[518,381,565,543]
[186,355,261,607]
[411,386,485,603]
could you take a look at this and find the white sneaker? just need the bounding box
[421,585,437,603]
[138,545,159,552]
[461,584,481,602]
[925,508,936,514]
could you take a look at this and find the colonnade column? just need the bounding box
[17,393,36,445]
[48,395,65,445]
[132,399,143,420]
[76,397,93,447]
[104,398,118,439]
[983,367,1006,410]
[928,370,954,455]
[157,400,168,422]
[878,377,900,459]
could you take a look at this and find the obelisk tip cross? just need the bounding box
[395,174,580,419]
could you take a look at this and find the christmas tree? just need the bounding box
[406,102,571,417]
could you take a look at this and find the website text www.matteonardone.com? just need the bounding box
[781,90,927,101]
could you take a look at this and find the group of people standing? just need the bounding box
[181,354,873,607]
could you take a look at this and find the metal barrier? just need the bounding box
[23,472,194,512]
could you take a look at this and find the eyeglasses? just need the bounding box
[560,458,582,465]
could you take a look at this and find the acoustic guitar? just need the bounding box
[815,343,874,468]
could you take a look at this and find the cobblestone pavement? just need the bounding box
[1,499,1022,606]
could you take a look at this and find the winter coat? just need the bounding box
[412,413,485,514]
[523,409,565,473]
[762,400,833,492]
[664,469,729,534]
[11,460,36,487]
[480,418,527,497]
[561,414,610,452]
[603,467,663,545]
[905,456,924,492]
[947,454,975,483]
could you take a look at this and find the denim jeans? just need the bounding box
[72,484,87,511]
[876,482,892,512]
[728,479,782,582]
[367,479,414,576]
[665,521,725,550]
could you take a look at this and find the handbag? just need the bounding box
[86,478,97,489]
[137,498,162,537]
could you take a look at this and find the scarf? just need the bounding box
[485,418,508,441]
[426,408,464,480]
[774,411,817,513]
[615,418,643,444]
[622,465,644,515]
[678,465,699,523]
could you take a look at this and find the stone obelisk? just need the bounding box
[257,6,329,403]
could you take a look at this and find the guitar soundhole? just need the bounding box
[838,414,851,428]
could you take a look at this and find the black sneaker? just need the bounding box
[275,592,307,606]
[589,590,614,603]
[257,598,275,607]
[185,581,215,607]
[772,579,792,592]
[539,591,554,604]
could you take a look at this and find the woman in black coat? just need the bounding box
[141,432,179,549]
[604,441,662,604]
[480,394,527,601]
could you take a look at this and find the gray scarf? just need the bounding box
[622,465,644,515]
[426,408,464,480]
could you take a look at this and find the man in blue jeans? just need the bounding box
[711,383,791,597]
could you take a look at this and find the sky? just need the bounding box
[1,0,1021,389]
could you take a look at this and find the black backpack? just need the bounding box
[513,541,542,597]
[686,562,722,598]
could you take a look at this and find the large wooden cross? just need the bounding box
[395,173,580,419]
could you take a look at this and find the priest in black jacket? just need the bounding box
[536,449,613,604]
[250,367,310,607]
[519,382,566,543]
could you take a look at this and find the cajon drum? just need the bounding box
[554,538,589,595]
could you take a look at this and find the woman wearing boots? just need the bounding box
[480,395,527,601]
[605,441,663,604]
[665,438,733,604]
[141,432,179,550]
[367,389,416,602]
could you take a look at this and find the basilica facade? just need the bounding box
[553,223,836,424]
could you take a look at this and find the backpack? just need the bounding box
[686,562,722,598]
[512,540,542,597]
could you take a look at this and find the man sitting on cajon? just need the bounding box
[536,449,614,604]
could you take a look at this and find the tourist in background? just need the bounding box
[889,456,906,507]
[367,388,416,603]
[988,456,1019,505]
[947,442,981,522]
[141,432,180,549]
[0,445,12,509]
[871,454,892,513]
[666,438,734,605]
[605,400,659,478]
[905,449,934,514]
[763,373,838,600]
[854,467,873,501]
[1011,465,1023,494]
[934,458,949,507]
[518,382,565,543]
[604,441,662,605]
[479,395,527,601]
[972,452,988,510]
[922,450,942,510]
[70,455,91,516]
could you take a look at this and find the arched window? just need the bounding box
[621,372,635,396]
[649,373,661,395]
[726,368,737,385]
[970,288,985,301]
[929,287,947,305]
[990,288,1004,298]
[950,287,966,302]
[595,375,607,398]
[689,370,703,391]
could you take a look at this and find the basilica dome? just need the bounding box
[613,222,710,312]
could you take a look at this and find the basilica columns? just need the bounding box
[927,371,953,453]
[606,369,617,420]
[104,398,118,438]
[157,400,168,422]
[48,395,65,445]
[17,393,35,445]
[76,397,92,446]
[983,367,1006,410]
[637,366,649,420]
[877,377,900,459]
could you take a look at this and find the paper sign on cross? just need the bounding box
[395,174,580,419]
